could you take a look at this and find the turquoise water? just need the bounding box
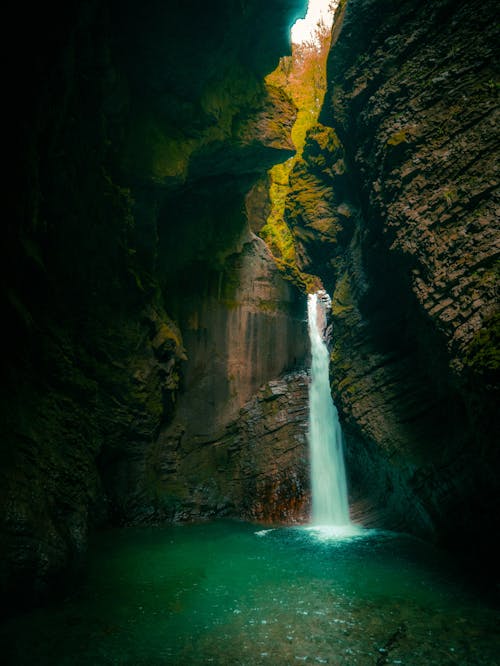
[2,521,499,665]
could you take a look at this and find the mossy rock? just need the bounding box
[464,312,500,377]
[387,130,410,147]
[152,321,184,359]
[331,271,354,316]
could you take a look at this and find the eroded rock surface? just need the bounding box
[142,370,310,525]
[105,232,309,523]
[2,0,308,608]
[291,0,500,556]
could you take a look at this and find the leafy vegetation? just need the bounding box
[259,10,336,291]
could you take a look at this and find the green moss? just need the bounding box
[152,321,183,355]
[464,313,500,375]
[387,130,409,147]
[269,258,321,293]
[259,215,296,264]
[123,112,194,183]
[259,16,335,291]
[331,272,354,316]
[442,186,457,207]
[308,124,341,153]
[259,158,299,267]
[309,217,337,235]
[257,299,284,313]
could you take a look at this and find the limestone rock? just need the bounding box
[2,0,309,609]
[143,370,310,525]
[285,123,355,281]
[312,0,499,558]
[115,231,309,523]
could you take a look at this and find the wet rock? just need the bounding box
[123,231,310,524]
[285,124,355,283]
[303,0,500,556]
[1,0,309,608]
[144,371,310,524]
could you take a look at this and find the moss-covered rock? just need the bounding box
[284,123,355,284]
[2,0,309,610]
[316,0,500,565]
[464,312,500,379]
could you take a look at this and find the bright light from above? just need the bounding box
[291,0,337,45]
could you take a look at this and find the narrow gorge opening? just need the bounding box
[258,0,337,290]
[2,0,499,663]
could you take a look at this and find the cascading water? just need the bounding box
[307,291,350,526]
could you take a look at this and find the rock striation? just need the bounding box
[104,231,309,524]
[145,370,310,525]
[2,0,309,609]
[287,0,499,560]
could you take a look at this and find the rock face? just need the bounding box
[324,0,499,374]
[2,0,309,609]
[285,123,355,284]
[104,231,309,523]
[287,0,499,559]
[145,370,310,525]
[4,0,497,610]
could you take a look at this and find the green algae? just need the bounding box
[464,312,500,375]
[331,272,354,316]
[259,14,336,291]
[387,130,410,147]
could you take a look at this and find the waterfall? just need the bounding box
[307,291,350,526]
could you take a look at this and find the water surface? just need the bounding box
[2,521,499,665]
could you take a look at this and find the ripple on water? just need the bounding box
[1,521,498,665]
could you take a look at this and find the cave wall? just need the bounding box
[287,0,499,558]
[103,229,309,524]
[5,0,498,610]
[2,0,309,609]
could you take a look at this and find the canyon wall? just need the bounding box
[2,0,309,609]
[104,230,309,525]
[288,0,499,562]
[3,0,498,611]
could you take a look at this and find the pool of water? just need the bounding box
[2,521,499,665]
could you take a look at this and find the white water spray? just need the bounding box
[307,291,350,526]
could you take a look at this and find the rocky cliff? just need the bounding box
[2,0,309,609]
[287,0,499,563]
[3,0,499,612]
[104,230,309,525]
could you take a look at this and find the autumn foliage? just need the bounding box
[259,13,334,289]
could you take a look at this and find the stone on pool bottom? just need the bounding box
[2,521,499,665]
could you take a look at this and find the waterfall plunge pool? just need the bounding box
[2,521,499,665]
